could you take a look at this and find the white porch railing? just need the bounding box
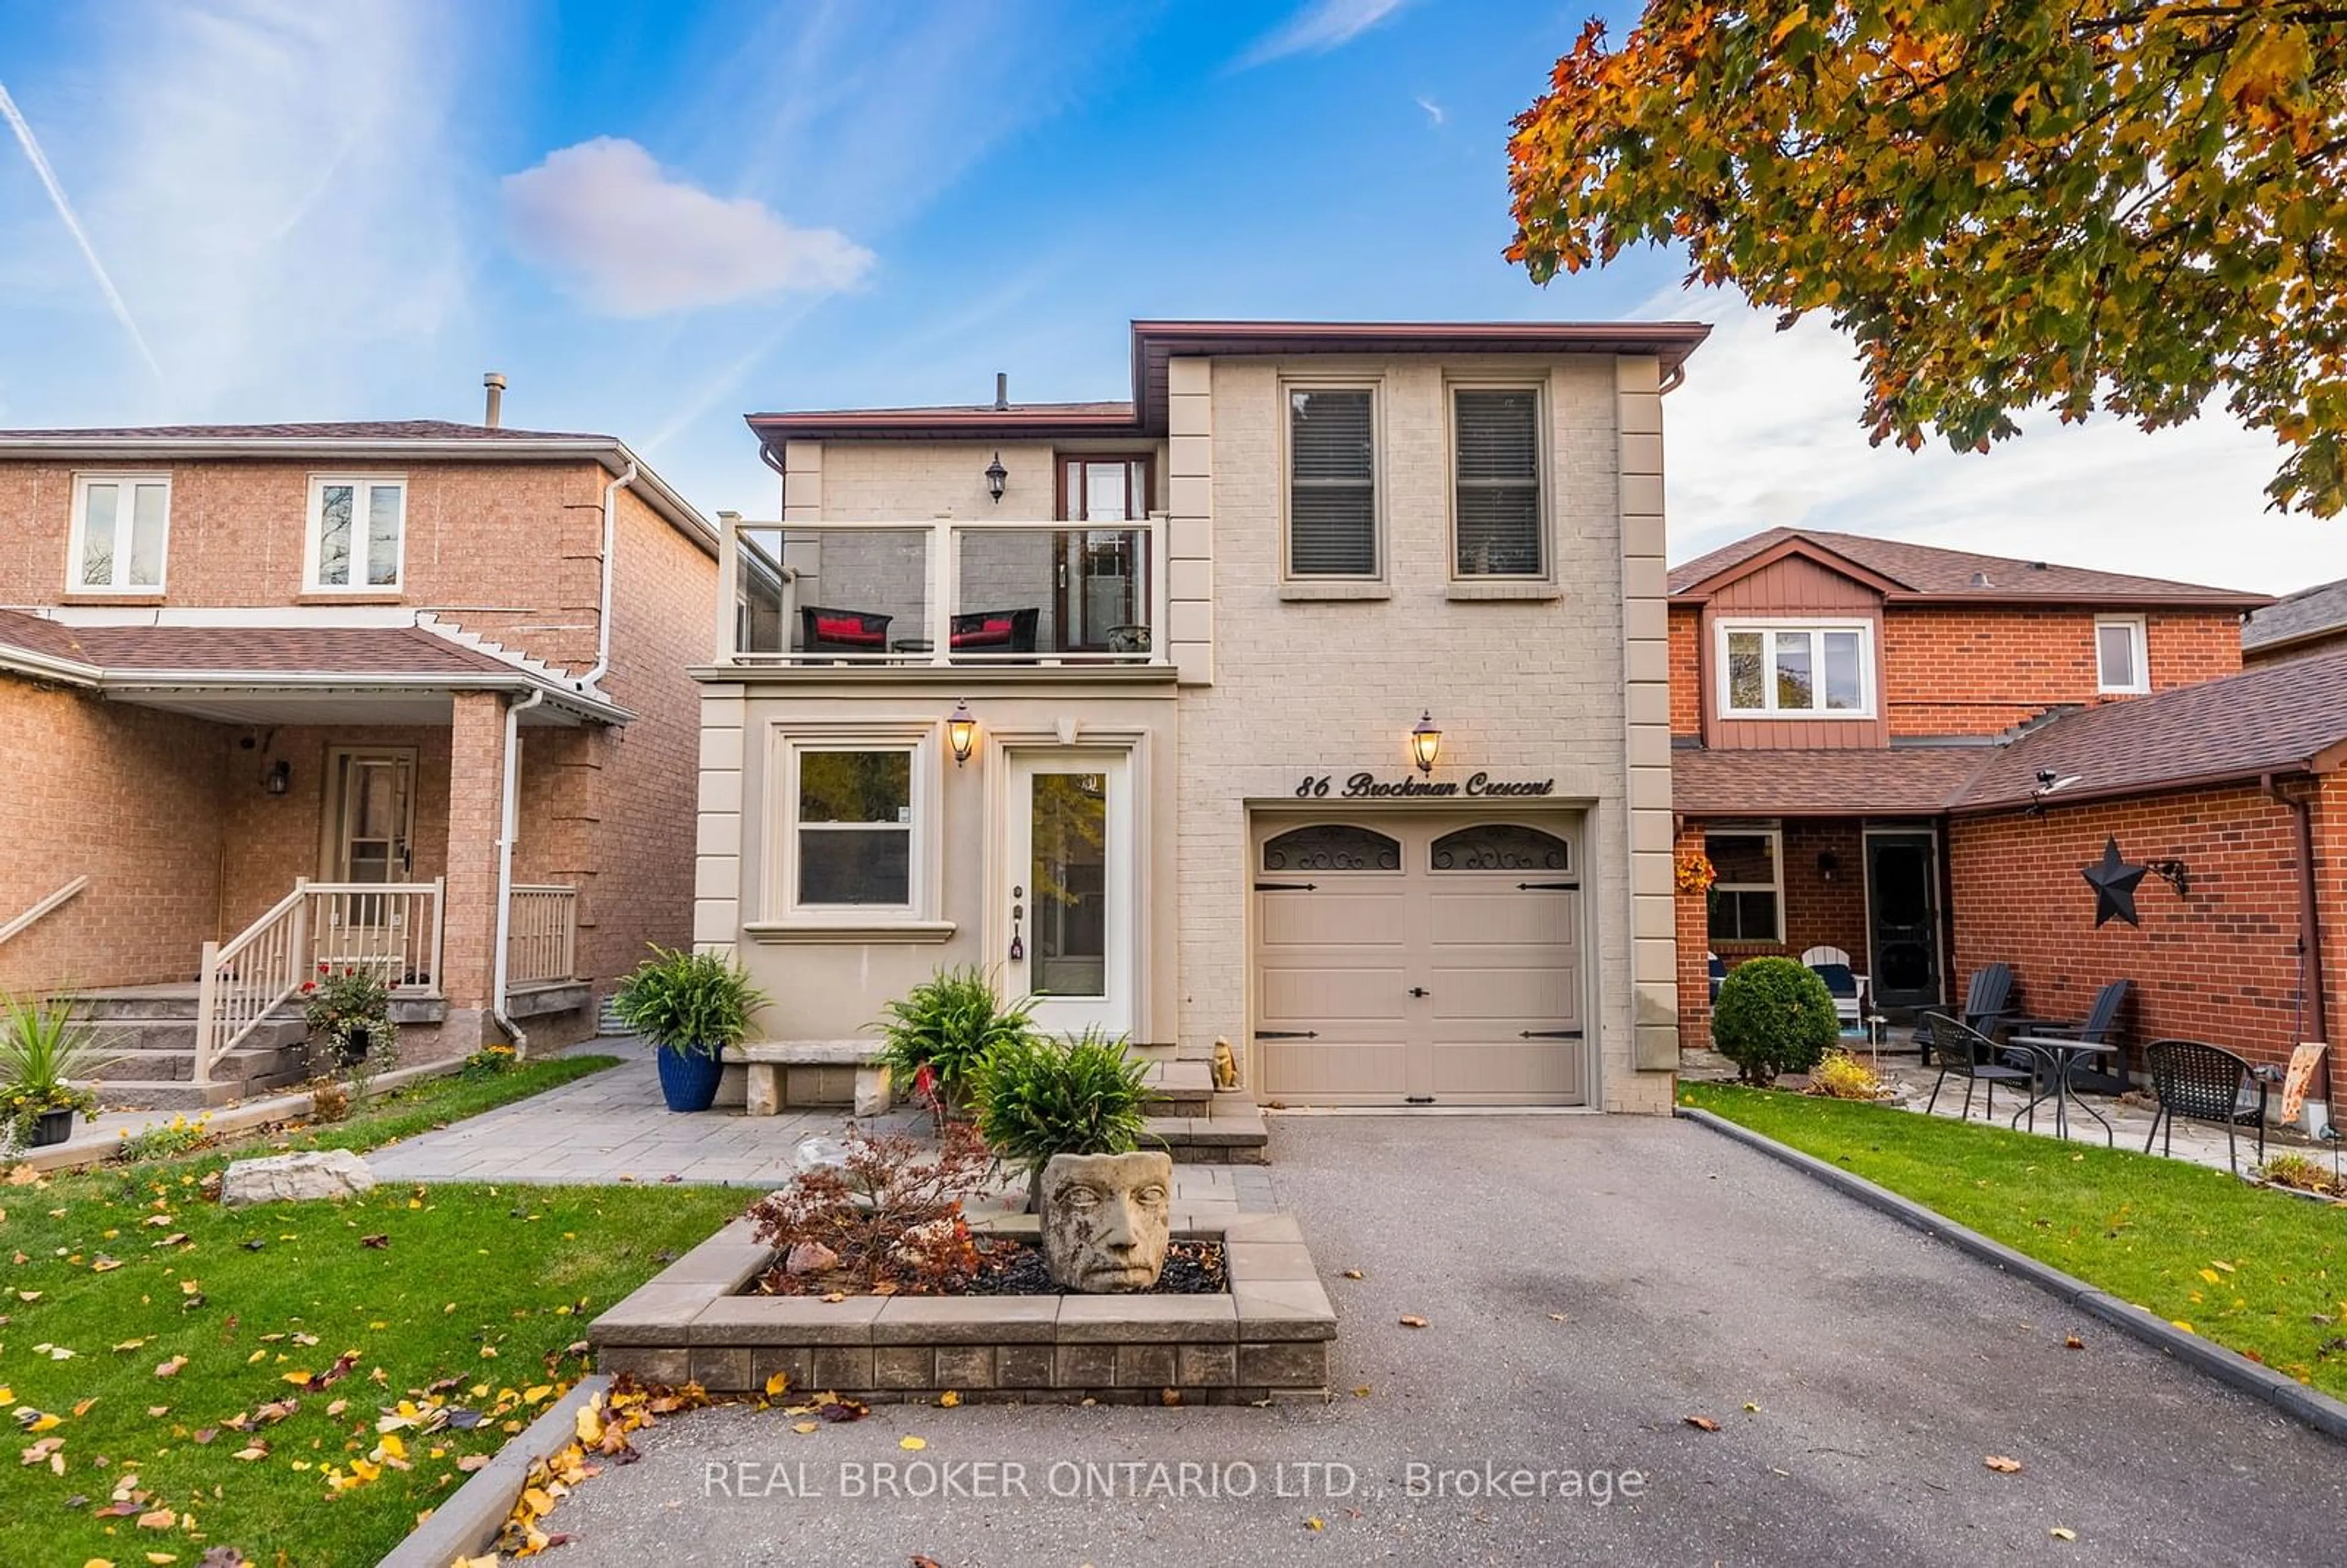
[507,885,580,989]
[0,875,90,947]
[718,513,1172,667]
[194,879,445,1083]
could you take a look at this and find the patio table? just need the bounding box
[2007,1035,2118,1145]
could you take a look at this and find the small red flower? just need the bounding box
[301,981,316,992]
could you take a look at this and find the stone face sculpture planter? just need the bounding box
[1037,1149,1174,1292]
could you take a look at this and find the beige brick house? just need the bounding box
[696,320,1701,1113]
[0,412,716,1105]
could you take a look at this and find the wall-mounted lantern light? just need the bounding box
[1409,711,1442,775]
[985,452,1008,504]
[1817,849,1840,882]
[264,760,292,796]
[2147,857,2191,898]
[947,700,978,767]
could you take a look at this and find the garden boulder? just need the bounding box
[220,1148,378,1207]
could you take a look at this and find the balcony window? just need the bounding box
[69,474,170,592]
[1718,621,1873,717]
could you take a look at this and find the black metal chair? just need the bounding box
[1914,963,2014,1064]
[2141,1039,2281,1174]
[1920,1011,2037,1126]
[2012,979,2133,1093]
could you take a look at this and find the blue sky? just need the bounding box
[3,0,2343,592]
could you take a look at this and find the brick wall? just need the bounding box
[1946,783,2341,1085]
[1668,606,1702,736]
[1881,606,2241,737]
[1675,818,1871,1048]
[0,676,227,993]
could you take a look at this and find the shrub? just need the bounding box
[112,1113,213,1162]
[874,967,1035,1105]
[970,1027,1153,1185]
[302,965,395,1068]
[308,1082,351,1124]
[746,1121,994,1295]
[0,992,111,1146]
[2258,1152,2340,1195]
[1807,1050,1889,1101]
[1711,958,1840,1086]
[458,1044,518,1080]
[612,946,768,1058]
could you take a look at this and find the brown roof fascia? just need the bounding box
[1947,761,2317,817]
[1876,588,2273,610]
[1668,535,1907,604]
[746,406,1140,444]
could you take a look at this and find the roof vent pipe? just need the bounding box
[1970,570,1993,588]
[994,372,1008,411]
[483,372,507,428]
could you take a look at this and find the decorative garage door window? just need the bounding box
[1430,823,1570,872]
[1262,823,1401,872]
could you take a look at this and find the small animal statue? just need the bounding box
[1211,1036,1239,1091]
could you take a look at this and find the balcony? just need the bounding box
[719,515,1169,668]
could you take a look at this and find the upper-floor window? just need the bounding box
[68,474,170,592]
[1452,387,1543,577]
[1718,619,1873,718]
[2095,615,2148,694]
[1286,386,1377,577]
[307,477,406,592]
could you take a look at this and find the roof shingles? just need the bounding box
[0,610,516,677]
[1669,527,2266,606]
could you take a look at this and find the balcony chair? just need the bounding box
[2141,1039,2281,1174]
[1919,1012,2037,1127]
[949,607,1040,654]
[1913,962,2013,1064]
[799,606,892,654]
[1798,945,1871,1033]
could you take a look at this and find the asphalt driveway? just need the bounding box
[543,1114,2345,1566]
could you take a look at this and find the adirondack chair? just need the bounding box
[1799,945,1870,1031]
[1914,962,2013,1064]
[2009,979,2132,1092]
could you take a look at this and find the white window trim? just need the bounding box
[303,475,408,593]
[753,719,948,939]
[1279,378,1385,583]
[2095,614,2150,694]
[1445,378,1551,582]
[66,472,171,594]
[1715,617,1878,719]
[1706,826,1783,945]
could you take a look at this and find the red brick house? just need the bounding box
[1669,529,2301,1077]
[0,414,716,1106]
[2243,576,2347,666]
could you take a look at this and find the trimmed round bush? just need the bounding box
[1711,957,1840,1086]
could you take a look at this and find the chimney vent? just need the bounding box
[994,372,1008,411]
[1970,570,1993,588]
[483,371,507,428]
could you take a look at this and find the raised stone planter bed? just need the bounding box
[590,1212,1334,1405]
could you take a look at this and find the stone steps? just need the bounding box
[73,995,313,1110]
[1139,1057,1214,1118]
[1145,1090,1269,1165]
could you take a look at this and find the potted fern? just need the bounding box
[612,947,768,1113]
[874,966,1036,1115]
[1,992,113,1149]
[969,1027,1155,1204]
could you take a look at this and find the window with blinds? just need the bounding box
[1452,388,1543,576]
[1287,387,1377,577]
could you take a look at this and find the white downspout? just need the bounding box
[581,461,638,689]
[491,686,546,1055]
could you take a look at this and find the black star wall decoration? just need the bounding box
[2082,836,2148,928]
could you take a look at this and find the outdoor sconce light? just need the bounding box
[1409,711,1442,775]
[947,700,978,767]
[1816,850,1840,882]
[263,760,292,796]
[2147,857,2191,897]
[985,452,1008,504]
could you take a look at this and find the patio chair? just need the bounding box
[2011,979,2132,1092]
[1707,951,1725,1003]
[1914,962,2013,1064]
[1799,945,1870,1031]
[2141,1039,2282,1174]
[949,607,1040,654]
[1919,1012,2037,1126]
[799,605,893,654]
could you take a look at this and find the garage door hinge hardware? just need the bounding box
[1519,1030,1584,1039]
[1517,881,1579,891]
[1254,1029,1320,1039]
[1405,1096,1436,1105]
[1254,881,1318,892]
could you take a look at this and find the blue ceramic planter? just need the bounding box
[655,1045,724,1113]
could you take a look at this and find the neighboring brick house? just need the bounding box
[1669,528,2278,1070]
[0,416,716,1105]
[694,318,1700,1115]
[2242,576,2347,666]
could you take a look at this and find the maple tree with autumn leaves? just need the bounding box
[1508,2,2347,513]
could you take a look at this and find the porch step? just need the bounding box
[597,994,632,1037]
[1145,1090,1269,1165]
[90,1079,246,1112]
[1139,1057,1214,1118]
[73,987,205,1022]
[78,1002,312,1110]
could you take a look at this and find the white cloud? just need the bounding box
[1658,288,2347,595]
[502,137,872,318]
[1239,0,1414,69]
[0,81,161,383]
[1414,95,1446,126]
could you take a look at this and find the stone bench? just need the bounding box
[724,1040,893,1117]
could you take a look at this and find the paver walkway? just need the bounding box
[545,1115,2345,1567]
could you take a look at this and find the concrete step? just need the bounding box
[75,990,204,1021]
[87,1039,309,1084]
[90,1015,307,1057]
[1140,1057,1214,1118]
[94,1079,246,1111]
[1145,1090,1269,1166]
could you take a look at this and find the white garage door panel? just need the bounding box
[1251,813,1588,1107]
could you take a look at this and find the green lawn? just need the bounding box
[1,1059,750,1567]
[1683,1083,2347,1398]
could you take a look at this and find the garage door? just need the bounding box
[1251,815,1584,1106]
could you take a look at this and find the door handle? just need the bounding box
[1408,986,1430,998]
[1009,888,1024,962]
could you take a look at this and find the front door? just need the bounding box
[321,747,417,983]
[1003,750,1133,1036]
[1866,829,1942,1008]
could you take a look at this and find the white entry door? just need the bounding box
[1003,750,1133,1038]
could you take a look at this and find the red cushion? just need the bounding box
[815,615,884,646]
[951,615,1016,648]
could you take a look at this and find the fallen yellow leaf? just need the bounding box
[521,1484,555,1517]
[2051,1527,2077,1541]
[380,1433,406,1462]
[792,1421,818,1434]
[1304,1516,1325,1531]
[899,1435,927,1451]
[1985,1455,2022,1474]
[764,1371,790,1398]
[936,1390,960,1408]
[1398,1315,1429,1328]
[134,1508,176,1530]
